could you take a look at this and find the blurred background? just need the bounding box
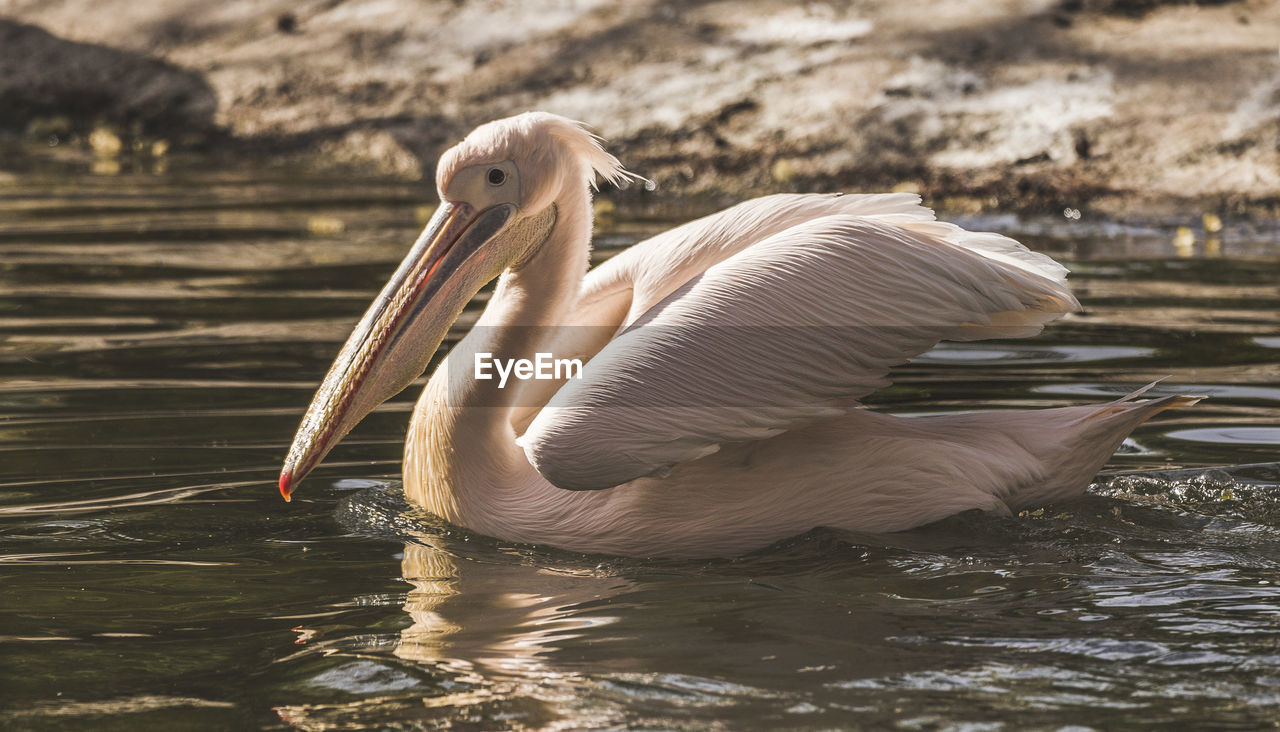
[2,0,1278,216]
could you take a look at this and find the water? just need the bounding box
[2,169,1279,729]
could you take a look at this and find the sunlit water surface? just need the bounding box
[2,170,1279,730]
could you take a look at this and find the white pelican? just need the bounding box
[280,112,1196,558]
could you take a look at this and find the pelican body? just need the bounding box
[280,113,1194,558]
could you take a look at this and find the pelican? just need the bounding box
[280,112,1196,558]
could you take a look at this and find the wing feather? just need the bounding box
[581,193,938,326]
[519,204,1078,492]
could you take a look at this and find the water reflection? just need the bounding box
[396,538,623,677]
[276,533,629,727]
[1166,427,1280,446]
[915,343,1153,365]
[276,473,1280,728]
[1037,382,1280,404]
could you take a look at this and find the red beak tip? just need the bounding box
[279,472,294,502]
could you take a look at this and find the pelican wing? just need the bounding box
[507,193,935,430]
[519,197,1079,491]
[582,193,949,328]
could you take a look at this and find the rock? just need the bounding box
[0,20,218,143]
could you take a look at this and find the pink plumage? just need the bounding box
[282,113,1197,557]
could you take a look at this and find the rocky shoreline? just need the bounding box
[2,0,1277,217]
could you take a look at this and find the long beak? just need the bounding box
[279,201,516,500]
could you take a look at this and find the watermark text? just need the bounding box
[474,352,583,388]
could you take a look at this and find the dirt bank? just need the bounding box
[2,0,1277,216]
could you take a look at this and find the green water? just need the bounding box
[2,170,1279,729]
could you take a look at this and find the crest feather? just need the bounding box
[438,113,650,194]
[540,115,651,191]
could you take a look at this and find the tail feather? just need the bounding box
[1003,382,1203,511]
[1081,380,1205,423]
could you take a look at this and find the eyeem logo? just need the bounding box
[474,352,583,388]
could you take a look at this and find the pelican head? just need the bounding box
[279,113,633,500]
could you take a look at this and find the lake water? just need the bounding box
[2,169,1279,729]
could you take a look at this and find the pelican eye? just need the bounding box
[487,168,507,186]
